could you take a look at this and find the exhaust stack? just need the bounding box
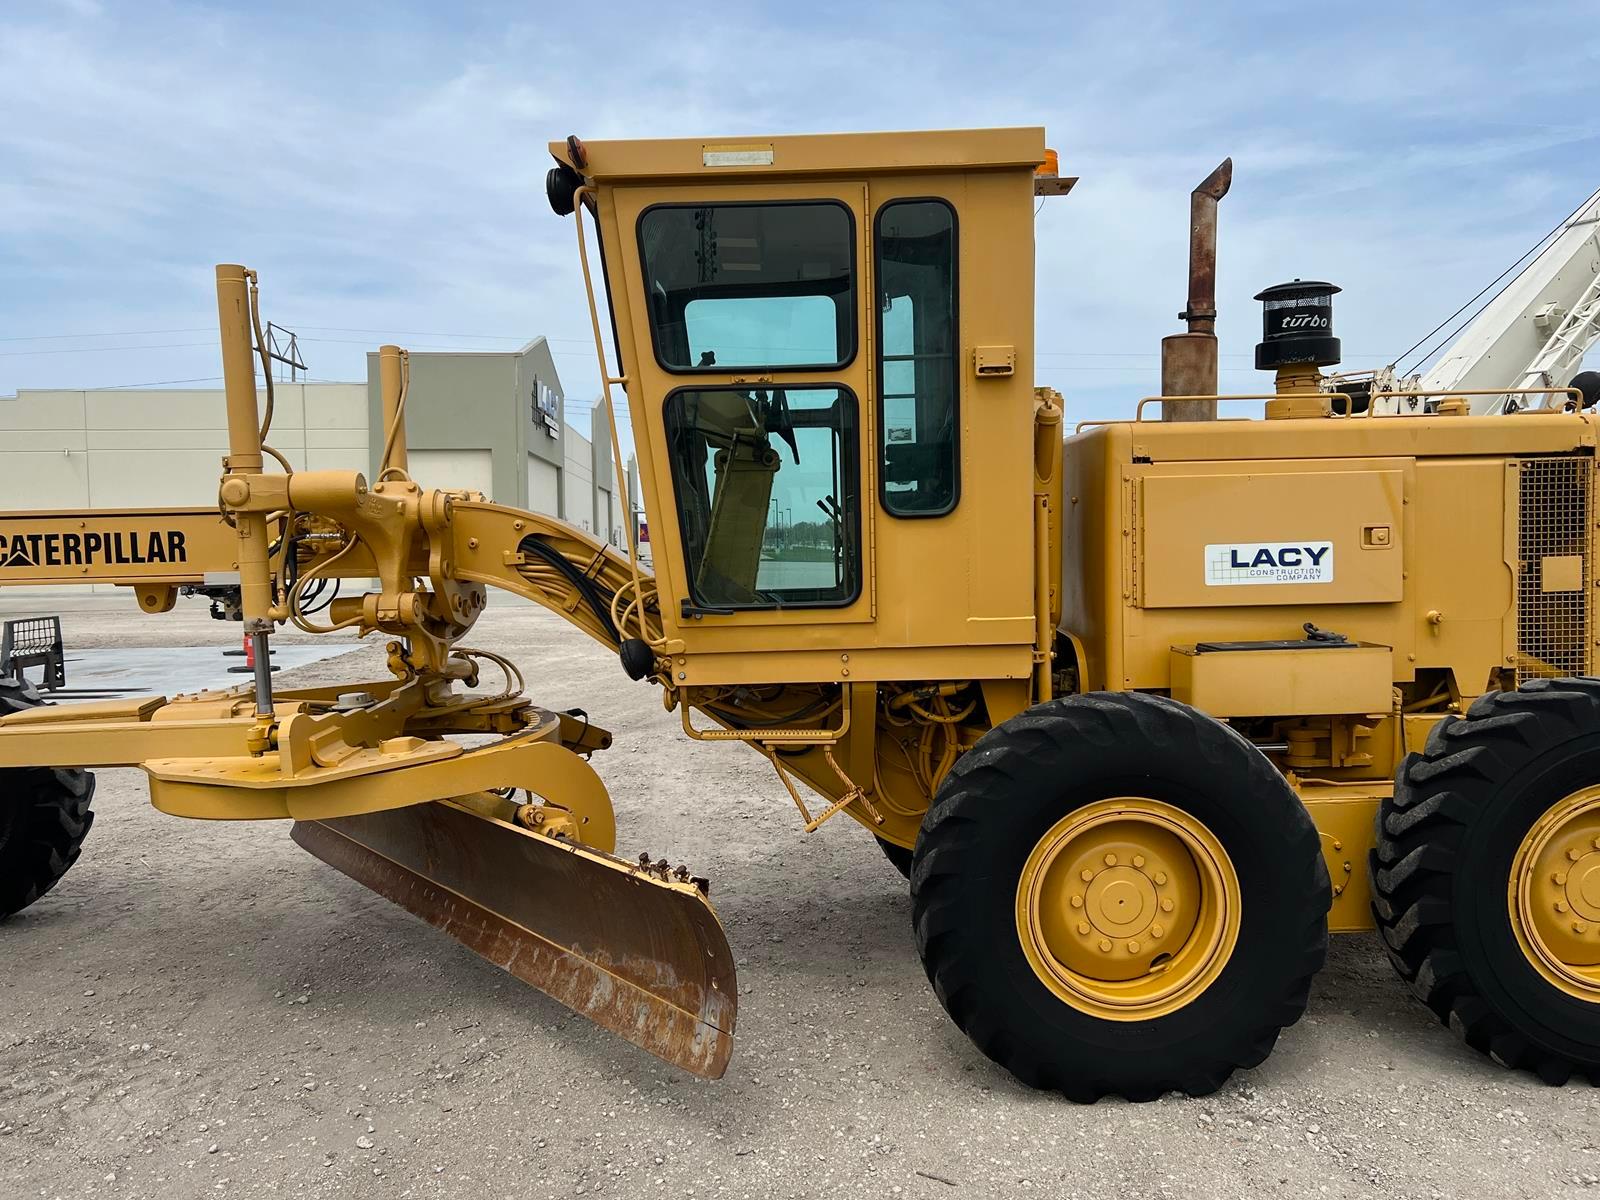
[1161,159,1232,420]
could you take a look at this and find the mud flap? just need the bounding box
[290,799,737,1078]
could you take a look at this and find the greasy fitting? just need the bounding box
[1510,785,1600,1000]
[1015,798,1240,1020]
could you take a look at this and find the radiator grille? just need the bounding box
[1516,456,1593,683]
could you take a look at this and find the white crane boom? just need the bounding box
[1417,186,1600,414]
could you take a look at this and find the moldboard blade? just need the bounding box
[290,799,736,1078]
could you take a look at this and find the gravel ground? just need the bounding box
[3,593,1599,1200]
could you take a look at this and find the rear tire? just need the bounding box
[1373,678,1600,1085]
[911,692,1328,1102]
[0,675,96,919]
[876,835,914,880]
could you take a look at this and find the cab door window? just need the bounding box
[663,386,860,610]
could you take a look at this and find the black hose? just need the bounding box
[517,535,621,646]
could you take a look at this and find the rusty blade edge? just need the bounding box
[290,818,734,1079]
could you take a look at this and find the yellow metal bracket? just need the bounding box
[145,729,617,850]
[762,744,884,833]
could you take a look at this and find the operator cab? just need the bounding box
[547,130,1060,687]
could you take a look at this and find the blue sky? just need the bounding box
[3,0,1598,448]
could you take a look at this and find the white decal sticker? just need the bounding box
[702,146,774,167]
[1205,541,1334,586]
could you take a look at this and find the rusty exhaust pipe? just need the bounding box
[1161,158,1232,420]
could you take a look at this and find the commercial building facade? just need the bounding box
[0,340,634,552]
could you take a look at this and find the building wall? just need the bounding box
[527,454,561,512]
[0,382,368,593]
[409,448,494,499]
[0,356,644,596]
[0,383,368,510]
[562,422,595,533]
[518,341,565,475]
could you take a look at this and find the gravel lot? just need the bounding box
[3,593,1599,1199]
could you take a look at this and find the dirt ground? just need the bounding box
[3,593,1599,1200]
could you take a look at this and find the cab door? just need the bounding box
[608,181,877,638]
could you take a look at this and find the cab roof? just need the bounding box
[548,127,1049,182]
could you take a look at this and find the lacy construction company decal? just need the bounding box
[1204,541,1333,586]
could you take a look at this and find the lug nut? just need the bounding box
[1127,941,1140,954]
[1104,853,1118,867]
[1077,921,1091,936]
[1080,869,1094,883]
[1154,871,1169,885]
[1150,924,1165,939]
[1070,894,1083,908]
[1556,871,1569,885]
[1556,901,1569,913]
[1098,938,1112,953]
[1160,898,1175,912]
[1576,920,1590,934]
[1132,854,1146,868]
[1569,848,1583,862]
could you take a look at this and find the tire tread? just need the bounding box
[0,677,96,919]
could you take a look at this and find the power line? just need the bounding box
[1393,189,1600,376]
[4,324,1404,365]
[0,341,216,358]
[0,316,1400,364]
[88,375,226,390]
[0,327,212,343]
[297,325,598,344]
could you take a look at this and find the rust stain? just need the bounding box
[290,801,737,1079]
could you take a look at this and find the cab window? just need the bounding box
[663,386,859,610]
[638,202,855,372]
[875,199,958,516]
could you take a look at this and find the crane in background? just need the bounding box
[1340,185,1600,414]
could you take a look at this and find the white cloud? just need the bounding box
[1,0,1596,435]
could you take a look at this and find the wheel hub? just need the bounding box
[1513,786,1600,992]
[1015,798,1239,1019]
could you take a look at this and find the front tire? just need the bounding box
[911,692,1328,1102]
[0,676,96,919]
[876,835,914,880]
[1373,678,1600,1084]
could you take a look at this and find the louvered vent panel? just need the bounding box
[1516,456,1593,683]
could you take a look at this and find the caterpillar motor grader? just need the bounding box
[5,128,1600,1102]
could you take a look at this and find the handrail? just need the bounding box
[1366,386,1582,416]
[572,186,664,652]
[1087,387,1578,430]
[1132,393,1353,422]
[1073,416,1254,433]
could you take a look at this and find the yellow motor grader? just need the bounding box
[5,127,1600,1102]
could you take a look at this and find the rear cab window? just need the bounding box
[875,199,958,516]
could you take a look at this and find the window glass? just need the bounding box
[684,296,837,367]
[876,200,958,515]
[639,203,855,371]
[663,386,859,609]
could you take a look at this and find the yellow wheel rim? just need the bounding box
[1015,798,1241,1021]
[1509,784,1600,1002]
